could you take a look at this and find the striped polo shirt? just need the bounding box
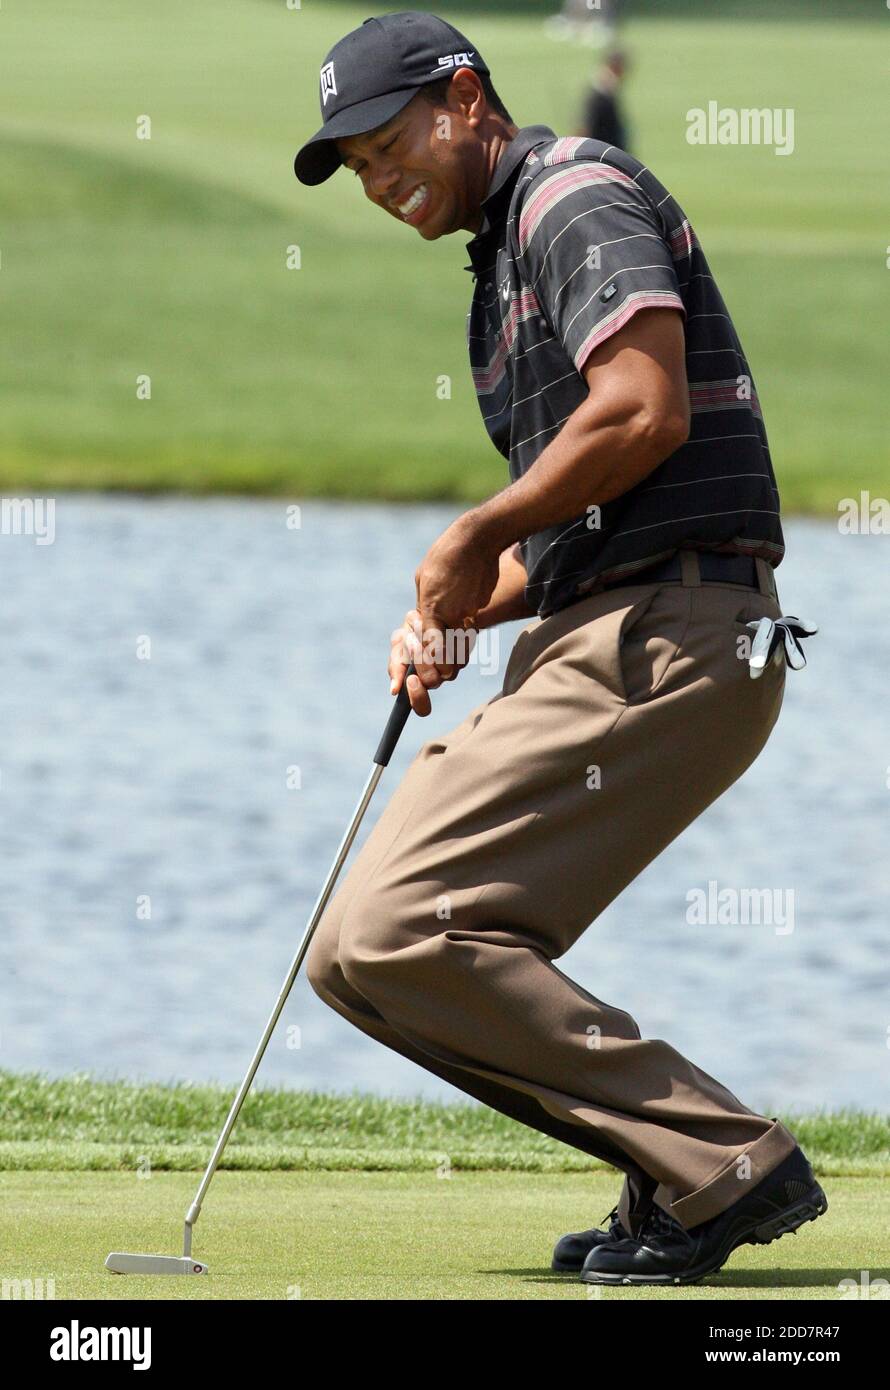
[465,125,784,617]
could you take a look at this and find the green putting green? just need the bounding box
[3,1169,888,1301]
[0,1,886,505]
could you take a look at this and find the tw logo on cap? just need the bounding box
[320,62,337,106]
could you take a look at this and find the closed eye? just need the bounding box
[348,128,400,178]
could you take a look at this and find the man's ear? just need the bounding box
[449,68,486,126]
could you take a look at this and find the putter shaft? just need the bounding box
[183,762,385,1256]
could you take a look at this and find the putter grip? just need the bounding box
[373,662,417,767]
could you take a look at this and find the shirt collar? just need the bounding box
[464,124,556,273]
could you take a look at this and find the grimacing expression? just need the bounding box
[335,87,481,240]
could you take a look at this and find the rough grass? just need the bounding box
[2,1072,887,1176]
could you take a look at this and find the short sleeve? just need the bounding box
[514,159,685,374]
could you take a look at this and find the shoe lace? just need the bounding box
[600,1205,622,1230]
[638,1203,681,1240]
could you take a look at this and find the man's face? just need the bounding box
[335,78,484,240]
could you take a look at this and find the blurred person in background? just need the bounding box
[578,49,631,152]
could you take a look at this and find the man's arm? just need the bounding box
[399,306,688,713]
[413,306,689,643]
[464,306,689,554]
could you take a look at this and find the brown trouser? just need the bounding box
[307,549,798,1234]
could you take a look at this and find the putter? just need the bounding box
[105,665,418,1276]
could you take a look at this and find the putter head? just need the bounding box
[105,1251,208,1275]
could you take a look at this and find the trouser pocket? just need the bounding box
[617,586,692,705]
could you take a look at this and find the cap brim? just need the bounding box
[294,87,420,186]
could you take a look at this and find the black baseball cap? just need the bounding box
[294,11,489,186]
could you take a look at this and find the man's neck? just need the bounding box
[465,122,520,234]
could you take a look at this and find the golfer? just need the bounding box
[294,11,825,1285]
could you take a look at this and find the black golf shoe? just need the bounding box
[551,1205,630,1272]
[580,1147,828,1286]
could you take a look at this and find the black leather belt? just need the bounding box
[596,550,759,593]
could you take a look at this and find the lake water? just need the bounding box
[1,497,887,1115]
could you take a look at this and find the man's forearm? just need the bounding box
[415,312,688,635]
[463,395,685,556]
